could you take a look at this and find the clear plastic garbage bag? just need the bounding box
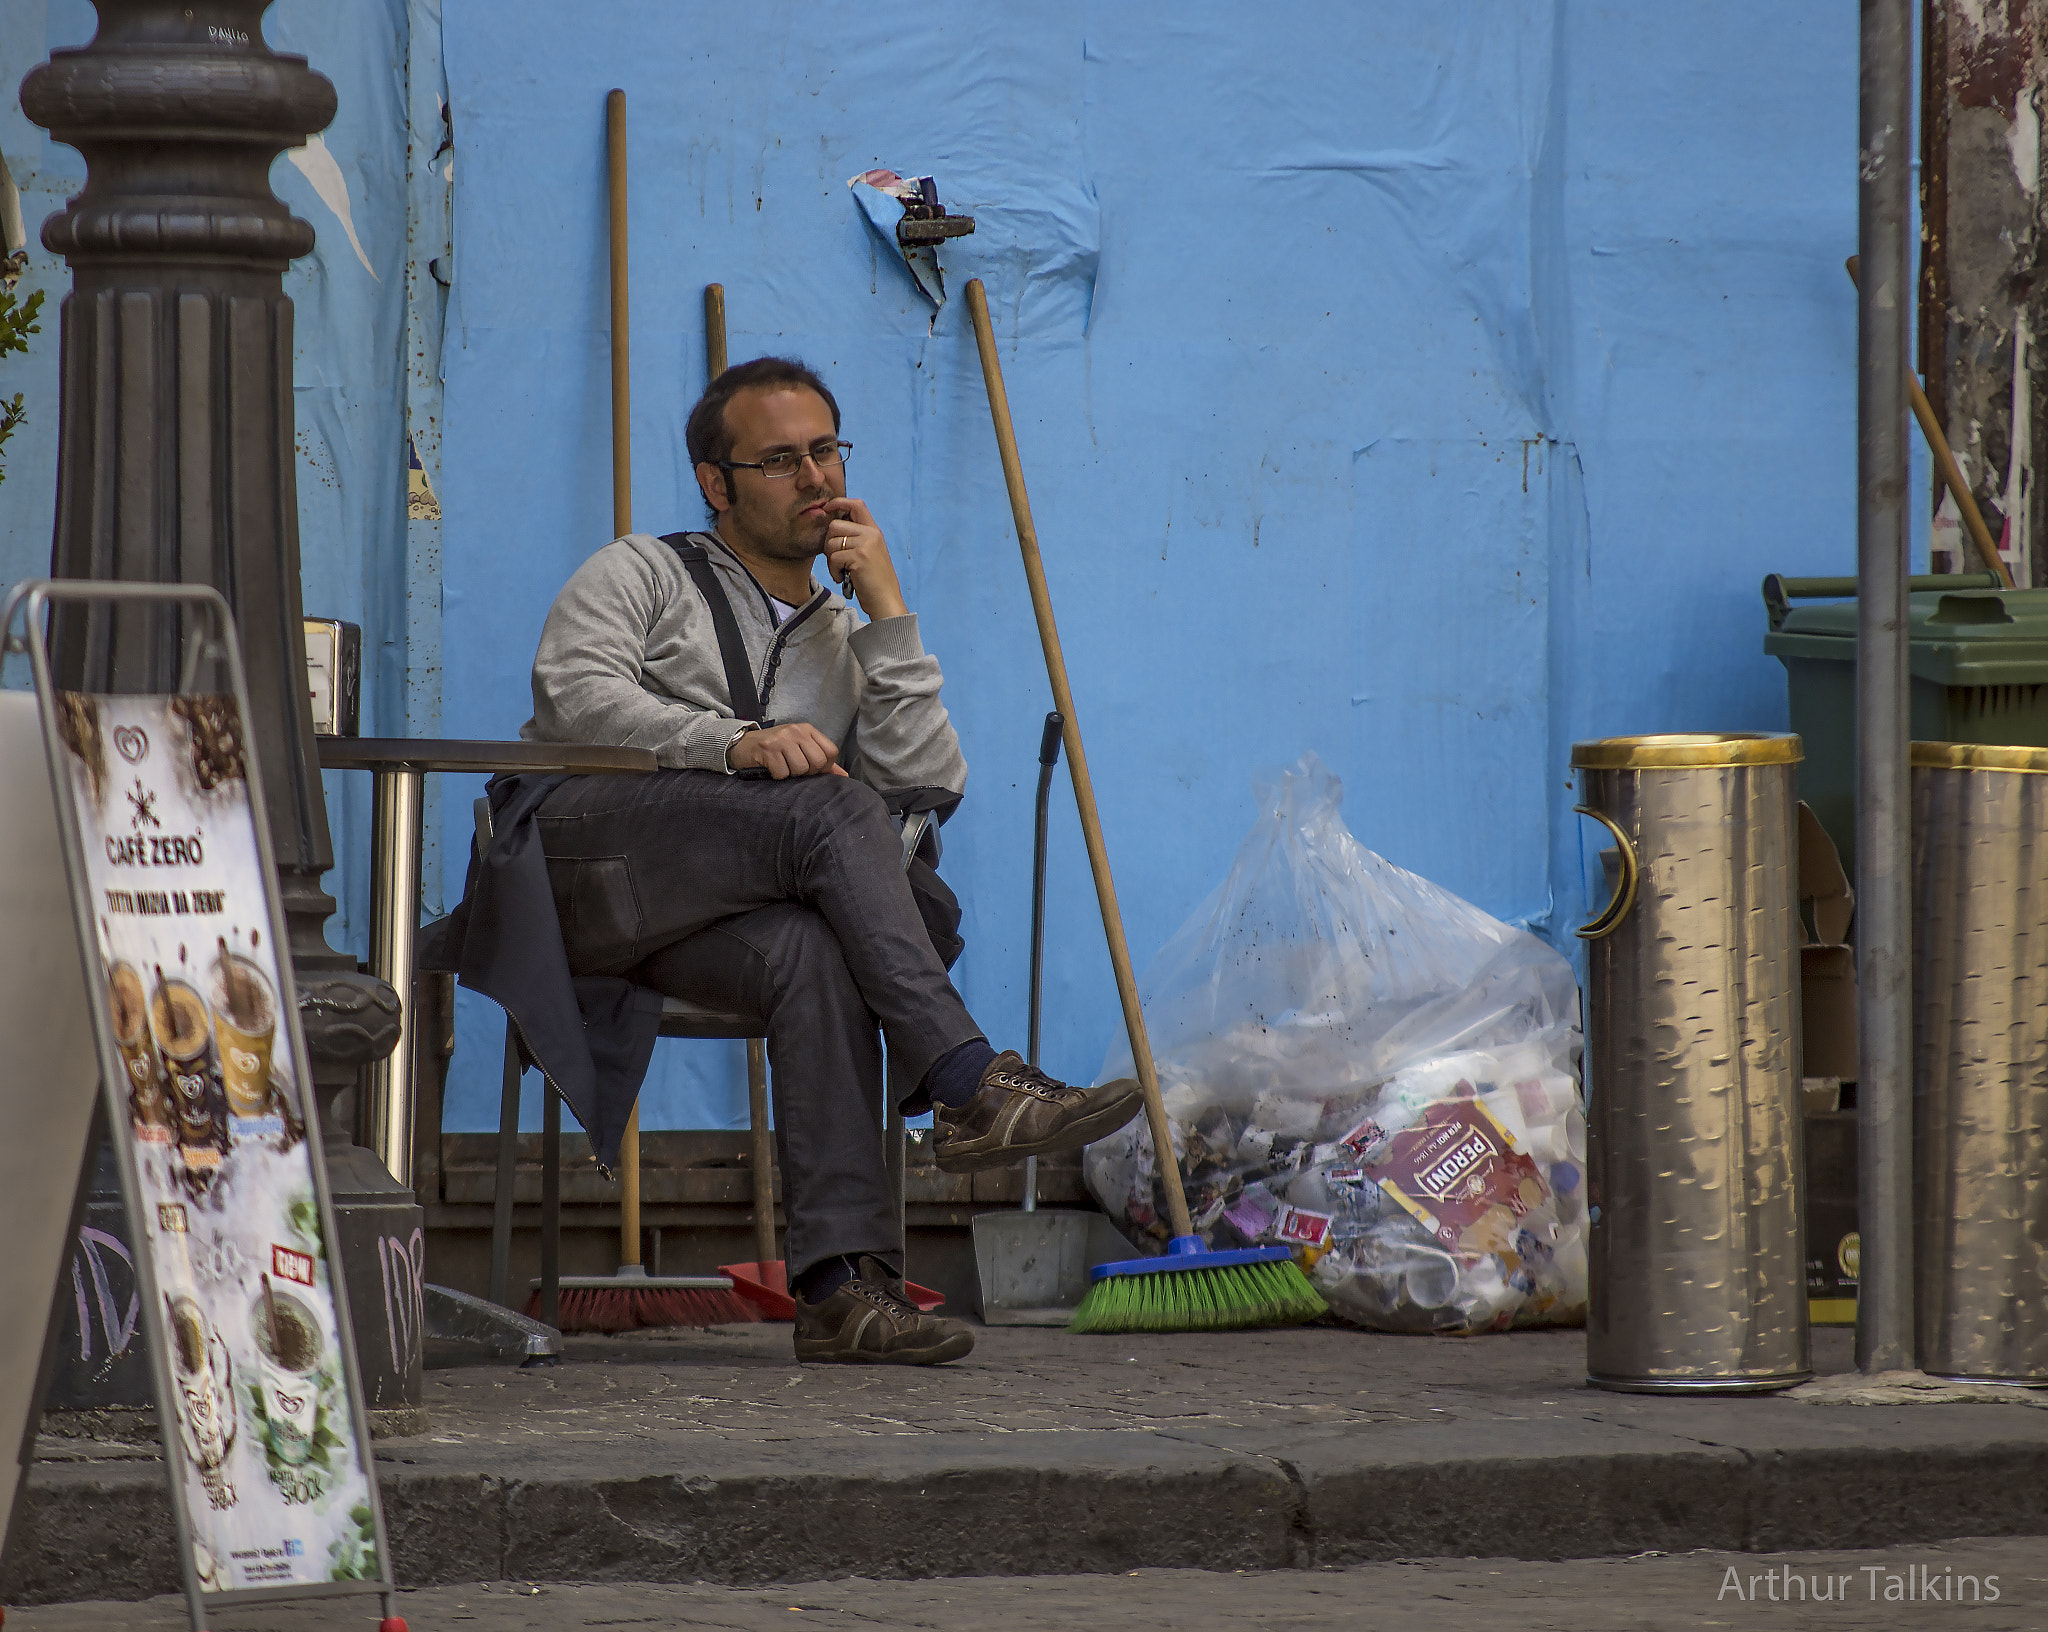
[1084,753,1587,1333]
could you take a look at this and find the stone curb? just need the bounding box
[8,1426,2048,1607]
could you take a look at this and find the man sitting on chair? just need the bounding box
[520,355,1140,1366]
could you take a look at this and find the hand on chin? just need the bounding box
[791,505,832,550]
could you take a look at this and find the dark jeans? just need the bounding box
[534,770,982,1278]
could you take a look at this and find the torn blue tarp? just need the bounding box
[849,168,951,310]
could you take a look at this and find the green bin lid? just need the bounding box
[1763,587,2048,686]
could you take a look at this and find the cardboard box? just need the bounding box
[1798,802,1857,1082]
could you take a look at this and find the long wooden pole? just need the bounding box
[963,279,1194,1242]
[608,90,632,539]
[1847,256,2014,588]
[606,88,642,1272]
[705,283,728,380]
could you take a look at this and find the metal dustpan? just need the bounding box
[974,1208,1135,1325]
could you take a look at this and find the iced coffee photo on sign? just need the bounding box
[208,931,302,1146]
[211,937,277,1120]
[109,955,174,1137]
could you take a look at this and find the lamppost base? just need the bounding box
[323,1136,427,1432]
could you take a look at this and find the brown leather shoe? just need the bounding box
[792,1257,976,1365]
[932,1051,1142,1175]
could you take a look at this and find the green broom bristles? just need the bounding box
[1067,1255,1327,1335]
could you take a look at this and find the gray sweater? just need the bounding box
[521,531,968,796]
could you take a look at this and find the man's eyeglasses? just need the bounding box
[719,440,852,480]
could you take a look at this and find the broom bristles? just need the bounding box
[1067,1255,1326,1335]
[524,1284,762,1333]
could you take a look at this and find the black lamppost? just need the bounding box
[21,0,423,1428]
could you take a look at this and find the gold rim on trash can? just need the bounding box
[1909,742,2048,774]
[1570,732,1804,770]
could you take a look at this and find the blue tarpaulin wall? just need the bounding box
[6,3,1919,1135]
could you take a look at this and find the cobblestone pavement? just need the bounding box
[409,1318,1607,1449]
[377,1320,1883,1466]
[13,1536,2045,1630]
[32,1319,1621,1474]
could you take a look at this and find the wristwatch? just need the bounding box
[721,721,761,774]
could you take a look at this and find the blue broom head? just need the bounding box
[1089,1234,1296,1279]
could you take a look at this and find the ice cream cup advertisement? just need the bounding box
[51,689,383,1594]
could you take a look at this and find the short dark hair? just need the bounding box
[686,356,841,516]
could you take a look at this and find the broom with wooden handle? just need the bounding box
[532,90,754,1331]
[963,279,1324,1333]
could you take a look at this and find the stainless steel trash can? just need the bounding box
[1574,733,1810,1393]
[1913,741,2048,1386]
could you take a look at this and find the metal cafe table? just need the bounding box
[317,738,655,1359]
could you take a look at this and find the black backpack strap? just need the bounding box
[660,532,763,723]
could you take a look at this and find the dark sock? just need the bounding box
[793,1254,860,1304]
[922,1038,997,1110]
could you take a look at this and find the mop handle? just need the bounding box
[965,279,1194,1242]
[607,88,642,1270]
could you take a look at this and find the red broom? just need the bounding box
[528,1275,759,1332]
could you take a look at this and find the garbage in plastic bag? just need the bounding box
[1084,753,1586,1334]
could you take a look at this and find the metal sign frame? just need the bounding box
[3,580,396,1630]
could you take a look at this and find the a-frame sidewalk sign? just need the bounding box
[0,581,401,1632]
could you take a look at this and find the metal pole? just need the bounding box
[1856,0,1915,1374]
[540,1083,561,1332]
[362,769,423,1183]
[489,1027,521,1308]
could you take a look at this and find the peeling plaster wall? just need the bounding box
[1921,0,2045,580]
